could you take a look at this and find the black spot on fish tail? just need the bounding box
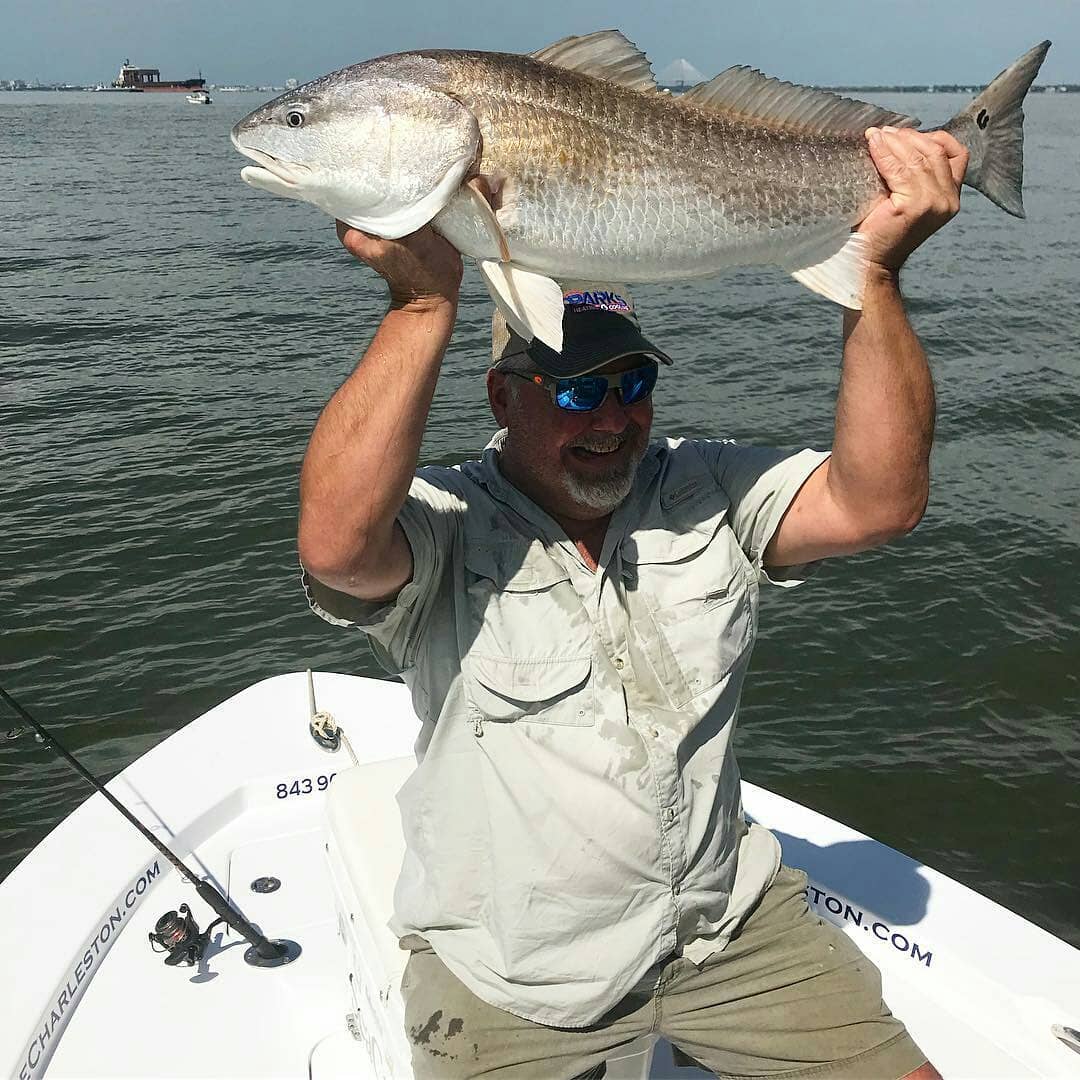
[447,1017,464,1037]
[410,1010,443,1045]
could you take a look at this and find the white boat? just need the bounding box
[186,89,212,104]
[1,672,1078,1079]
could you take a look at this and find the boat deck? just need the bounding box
[49,809,358,1077]
[2,674,1078,1078]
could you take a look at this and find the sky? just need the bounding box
[2,0,1077,87]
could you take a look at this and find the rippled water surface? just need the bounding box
[1,90,1077,947]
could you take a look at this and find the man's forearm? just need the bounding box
[828,269,936,536]
[298,297,456,578]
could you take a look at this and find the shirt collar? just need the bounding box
[461,429,561,541]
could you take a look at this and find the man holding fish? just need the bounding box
[296,123,961,1078]
[235,29,1051,1080]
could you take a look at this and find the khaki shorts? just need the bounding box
[401,866,928,1079]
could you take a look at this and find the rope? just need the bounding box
[309,707,359,766]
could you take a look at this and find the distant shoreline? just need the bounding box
[3,82,1077,94]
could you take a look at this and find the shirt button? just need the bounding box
[648,727,660,739]
[672,882,681,895]
[614,657,624,670]
[664,808,676,823]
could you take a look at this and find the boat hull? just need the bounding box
[1,673,1077,1079]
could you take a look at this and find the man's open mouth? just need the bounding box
[569,435,626,461]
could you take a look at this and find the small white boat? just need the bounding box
[186,89,212,104]
[1,672,1078,1079]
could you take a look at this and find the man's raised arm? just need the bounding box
[766,126,970,569]
[298,221,463,602]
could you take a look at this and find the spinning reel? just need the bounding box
[148,903,223,966]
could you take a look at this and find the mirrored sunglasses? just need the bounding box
[507,361,659,412]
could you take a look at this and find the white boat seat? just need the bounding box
[324,755,656,1079]
[325,755,416,990]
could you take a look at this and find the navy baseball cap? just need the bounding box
[492,283,673,377]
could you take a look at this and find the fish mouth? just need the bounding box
[231,139,311,188]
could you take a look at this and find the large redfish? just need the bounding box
[231,31,1050,350]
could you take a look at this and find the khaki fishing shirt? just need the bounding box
[304,433,829,1027]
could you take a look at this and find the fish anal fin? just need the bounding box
[679,67,919,137]
[788,231,870,310]
[531,30,657,93]
[478,262,564,351]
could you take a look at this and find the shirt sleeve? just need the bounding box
[697,440,831,587]
[300,469,465,671]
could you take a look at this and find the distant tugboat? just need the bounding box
[110,59,206,93]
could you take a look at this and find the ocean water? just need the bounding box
[1,89,1077,949]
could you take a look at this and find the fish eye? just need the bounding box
[285,110,305,128]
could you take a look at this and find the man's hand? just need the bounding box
[859,127,969,273]
[336,221,464,312]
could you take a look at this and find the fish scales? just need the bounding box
[419,51,884,279]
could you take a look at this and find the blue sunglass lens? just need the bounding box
[555,377,607,411]
[552,364,657,411]
[619,364,657,405]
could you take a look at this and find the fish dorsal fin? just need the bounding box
[679,66,919,136]
[531,30,657,92]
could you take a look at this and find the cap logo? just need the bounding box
[563,289,631,314]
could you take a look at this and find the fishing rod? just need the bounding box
[0,683,300,969]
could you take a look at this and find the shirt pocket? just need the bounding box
[462,543,595,728]
[623,494,754,708]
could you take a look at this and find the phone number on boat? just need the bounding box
[275,773,337,799]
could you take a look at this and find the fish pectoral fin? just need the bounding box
[531,30,657,92]
[478,262,564,352]
[463,177,511,262]
[787,231,870,310]
[678,67,918,136]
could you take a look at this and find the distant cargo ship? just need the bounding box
[109,59,205,93]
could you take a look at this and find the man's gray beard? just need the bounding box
[561,450,643,511]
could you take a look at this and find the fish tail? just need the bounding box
[940,40,1050,218]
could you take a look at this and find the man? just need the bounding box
[298,126,967,1079]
